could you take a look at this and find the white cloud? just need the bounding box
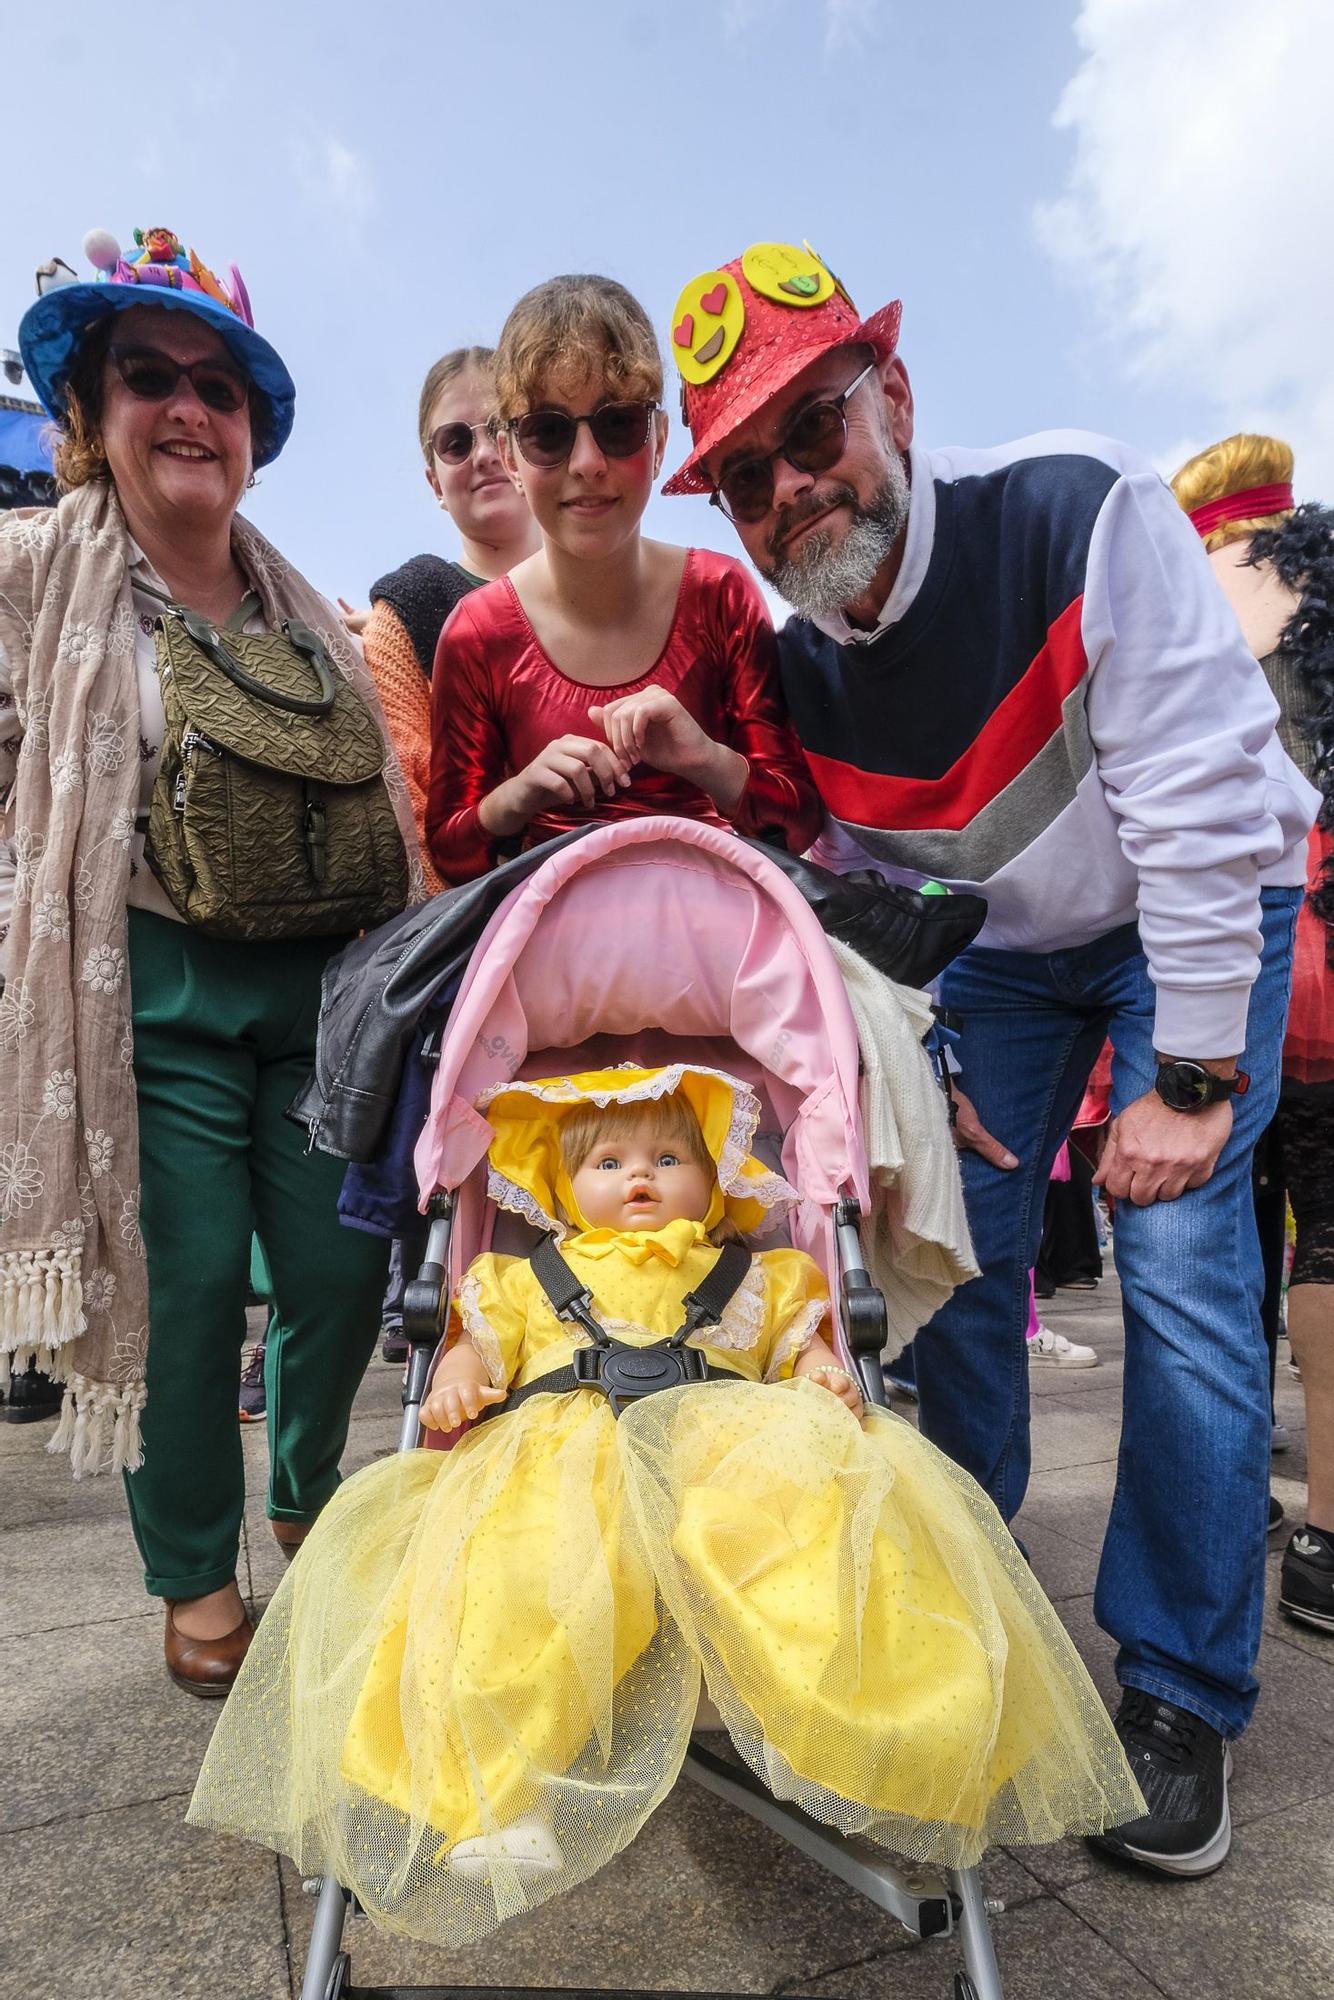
[723,0,882,55]
[1036,0,1334,493]
[822,0,881,53]
[288,131,374,231]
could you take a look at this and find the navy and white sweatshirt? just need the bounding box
[775,432,1319,1058]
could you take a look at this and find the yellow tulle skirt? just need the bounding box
[189,1381,1141,1945]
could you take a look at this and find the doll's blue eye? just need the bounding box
[594,1156,619,1170]
[657,1153,681,1167]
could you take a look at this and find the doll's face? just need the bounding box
[570,1117,714,1232]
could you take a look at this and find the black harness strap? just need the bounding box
[479,1235,754,1420]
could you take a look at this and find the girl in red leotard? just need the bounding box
[425,274,823,884]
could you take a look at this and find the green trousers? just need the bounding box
[124,910,389,1599]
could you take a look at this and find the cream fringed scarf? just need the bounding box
[0,480,424,1475]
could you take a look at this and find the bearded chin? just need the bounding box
[765,465,910,621]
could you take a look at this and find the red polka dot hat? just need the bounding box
[661,240,901,498]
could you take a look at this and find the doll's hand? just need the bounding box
[420,1377,508,1432]
[794,1341,864,1415]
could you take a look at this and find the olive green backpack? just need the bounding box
[144,600,409,940]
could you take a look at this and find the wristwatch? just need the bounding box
[1154,1059,1250,1113]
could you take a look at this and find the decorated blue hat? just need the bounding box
[19,226,296,467]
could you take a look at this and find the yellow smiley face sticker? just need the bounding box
[670,269,745,384]
[741,242,836,308]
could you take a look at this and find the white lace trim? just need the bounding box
[454,1270,510,1389]
[696,1255,766,1353]
[484,1168,569,1238]
[764,1298,830,1382]
[479,1064,799,1231]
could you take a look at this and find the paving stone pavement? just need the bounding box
[2,1279,1328,2000]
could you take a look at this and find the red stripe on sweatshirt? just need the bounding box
[804,595,1088,830]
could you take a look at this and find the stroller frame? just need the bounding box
[296,1191,1006,2000]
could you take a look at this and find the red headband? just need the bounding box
[1187,482,1294,538]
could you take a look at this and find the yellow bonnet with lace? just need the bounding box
[476,1065,797,1239]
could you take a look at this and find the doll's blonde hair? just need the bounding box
[560,1092,713,1181]
[493,275,663,423]
[1170,433,1295,552]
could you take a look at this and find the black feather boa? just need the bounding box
[1245,503,1334,933]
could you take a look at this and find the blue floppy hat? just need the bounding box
[19,226,296,468]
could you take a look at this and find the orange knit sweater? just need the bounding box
[363,602,445,895]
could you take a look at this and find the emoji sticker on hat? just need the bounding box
[670,269,745,385]
[741,242,836,309]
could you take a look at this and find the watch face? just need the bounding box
[1157,1062,1214,1111]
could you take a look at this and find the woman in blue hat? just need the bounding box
[0,226,422,1696]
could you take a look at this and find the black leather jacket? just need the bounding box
[287,827,985,1163]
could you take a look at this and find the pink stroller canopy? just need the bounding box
[414,818,869,1274]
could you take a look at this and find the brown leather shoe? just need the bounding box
[271,1519,311,1562]
[163,1601,254,1698]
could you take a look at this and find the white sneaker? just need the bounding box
[448,1812,563,1882]
[1271,1422,1292,1455]
[1029,1325,1099,1369]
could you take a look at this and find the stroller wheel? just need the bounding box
[322,1951,351,2000]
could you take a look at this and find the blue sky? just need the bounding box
[5,0,1329,600]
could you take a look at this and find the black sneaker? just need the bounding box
[381,1329,409,1365]
[1280,1526,1334,1634]
[3,1362,63,1424]
[1089,1689,1232,1877]
[1269,1493,1286,1535]
[238,1342,266,1423]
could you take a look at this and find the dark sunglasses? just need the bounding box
[108,344,249,416]
[711,361,876,525]
[504,399,659,470]
[428,417,498,466]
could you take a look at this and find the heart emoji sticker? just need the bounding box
[741,242,835,310]
[668,269,745,385]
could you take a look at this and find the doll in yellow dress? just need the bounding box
[189,1064,1140,1945]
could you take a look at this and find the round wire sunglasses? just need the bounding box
[428,417,501,466]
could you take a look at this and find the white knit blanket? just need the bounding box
[830,940,978,1358]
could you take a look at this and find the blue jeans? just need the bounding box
[916,889,1300,1736]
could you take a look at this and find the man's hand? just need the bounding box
[1096,1089,1232,1205]
[337,596,370,636]
[948,1083,1019,1170]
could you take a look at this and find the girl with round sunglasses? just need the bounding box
[425,275,822,883]
[358,347,539,893]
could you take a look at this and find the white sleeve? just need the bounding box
[1082,471,1316,1056]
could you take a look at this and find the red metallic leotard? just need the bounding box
[425,548,823,884]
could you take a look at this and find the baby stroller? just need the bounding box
[300,814,1005,2000]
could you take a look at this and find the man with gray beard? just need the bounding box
[663,241,1317,1881]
